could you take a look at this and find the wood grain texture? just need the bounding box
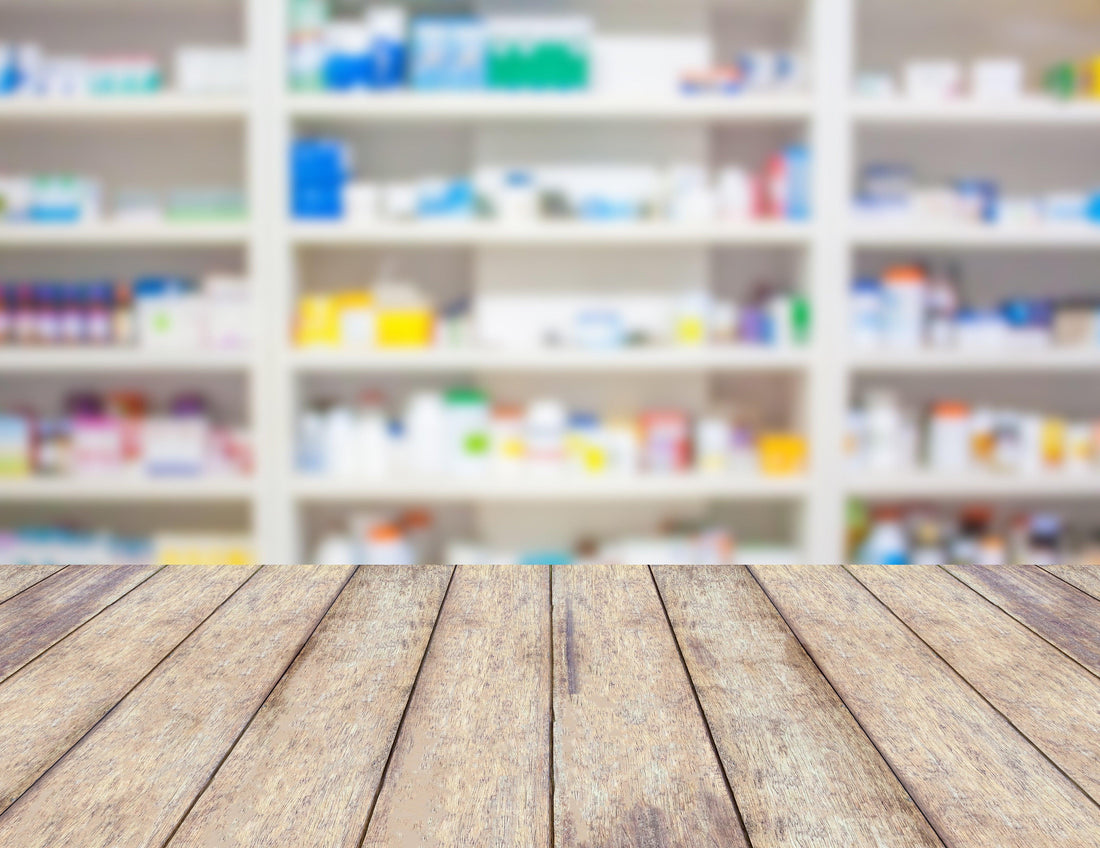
[0,564,160,683]
[1042,566,1100,602]
[946,565,1100,678]
[362,565,551,848]
[0,564,257,815]
[852,564,1100,803]
[0,566,67,604]
[167,566,453,848]
[752,565,1100,846]
[553,565,748,848]
[654,565,944,848]
[0,565,355,848]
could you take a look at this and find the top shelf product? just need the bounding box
[288,1,805,99]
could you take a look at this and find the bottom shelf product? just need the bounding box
[312,508,798,566]
[0,525,254,566]
[850,502,1100,566]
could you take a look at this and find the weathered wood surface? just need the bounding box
[654,565,943,847]
[0,565,355,848]
[1042,565,1100,602]
[362,565,552,848]
[0,566,67,604]
[168,566,452,848]
[752,565,1100,846]
[946,565,1100,677]
[852,564,1100,803]
[0,564,257,815]
[554,565,749,848]
[0,564,1097,847]
[0,564,159,683]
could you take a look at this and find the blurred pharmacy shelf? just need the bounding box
[848,351,1100,374]
[5,0,1100,564]
[288,221,812,248]
[846,473,1100,500]
[288,348,810,374]
[848,224,1100,250]
[852,98,1100,125]
[0,350,253,373]
[0,478,256,503]
[0,96,248,123]
[291,474,809,504]
[0,223,250,248]
[287,93,813,123]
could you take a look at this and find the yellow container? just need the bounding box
[377,308,434,348]
[295,294,340,348]
[759,433,808,477]
[1088,56,1100,99]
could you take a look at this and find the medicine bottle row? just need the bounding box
[295,280,810,353]
[289,1,804,98]
[292,138,812,224]
[312,508,795,568]
[852,503,1100,567]
[298,390,807,482]
[850,264,1100,351]
[856,163,1100,227]
[858,54,1100,102]
[0,527,254,567]
[0,275,250,351]
[0,43,247,98]
[0,392,253,481]
[0,174,246,226]
[848,389,1100,476]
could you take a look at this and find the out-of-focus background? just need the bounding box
[1,0,1098,567]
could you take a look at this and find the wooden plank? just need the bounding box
[751,565,1100,846]
[0,564,256,815]
[945,565,1100,678]
[0,565,356,848]
[654,565,943,847]
[0,564,160,683]
[1042,566,1100,602]
[362,565,551,848]
[167,566,453,848]
[852,564,1100,803]
[552,565,749,848]
[0,566,67,604]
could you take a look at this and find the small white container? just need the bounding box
[971,58,1024,101]
[905,60,962,101]
[927,402,972,472]
[344,182,379,223]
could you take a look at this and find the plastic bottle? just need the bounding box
[406,391,446,476]
[928,401,972,472]
[363,523,414,565]
[860,508,909,565]
[925,265,960,348]
[882,265,926,348]
[850,277,884,349]
[113,282,133,346]
[368,7,408,89]
[444,387,490,477]
[526,399,567,474]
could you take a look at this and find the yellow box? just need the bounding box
[759,433,808,477]
[295,294,340,348]
[1088,56,1100,99]
[377,308,434,348]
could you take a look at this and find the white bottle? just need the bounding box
[406,391,446,477]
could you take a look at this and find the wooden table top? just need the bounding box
[0,564,1098,847]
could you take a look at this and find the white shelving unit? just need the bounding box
[3,0,1098,563]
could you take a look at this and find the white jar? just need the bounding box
[927,402,972,472]
[443,388,490,477]
[850,277,885,349]
[882,267,926,348]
